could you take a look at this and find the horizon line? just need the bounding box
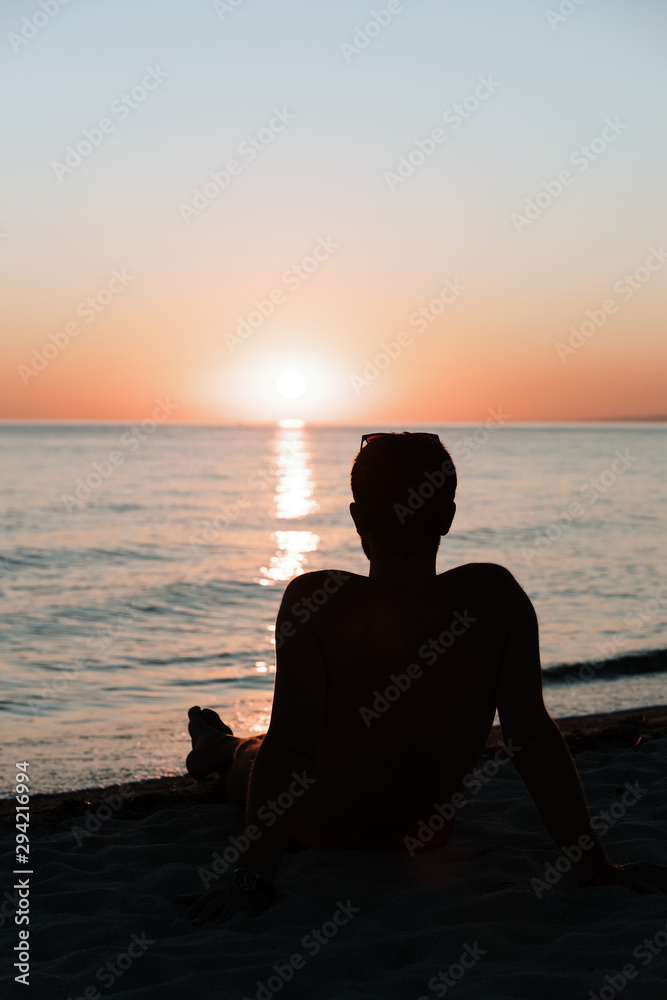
[1,416,666,427]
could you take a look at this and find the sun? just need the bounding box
[276,371,306,399]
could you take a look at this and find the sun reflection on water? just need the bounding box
[257,425,320,586]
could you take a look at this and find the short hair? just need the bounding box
[350,432,457,556]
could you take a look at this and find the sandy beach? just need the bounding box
[2,707,666,1000]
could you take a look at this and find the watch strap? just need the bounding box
[232,867,275,897]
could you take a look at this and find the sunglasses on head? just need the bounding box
[360,432,441,448]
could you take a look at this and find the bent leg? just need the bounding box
[222,736,264,806]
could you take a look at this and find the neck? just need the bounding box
[367,544,438,585]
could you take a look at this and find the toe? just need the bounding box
[201,708,233,736]
[188,706,210,748]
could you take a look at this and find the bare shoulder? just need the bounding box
[279,569,355,601]
[442,562,526,600]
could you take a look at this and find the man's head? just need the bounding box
[349,432,457,559]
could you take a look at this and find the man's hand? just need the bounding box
[172,886,272,923]
[580,861,667,894]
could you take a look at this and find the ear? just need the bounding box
[440,501,456,537]
[350,501,372,537]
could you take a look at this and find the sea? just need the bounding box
[1,421,665,796]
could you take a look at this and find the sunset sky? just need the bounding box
[2,0,666,424]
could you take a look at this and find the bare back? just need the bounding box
[279,563,521,838]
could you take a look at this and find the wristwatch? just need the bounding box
[232,867,275,898]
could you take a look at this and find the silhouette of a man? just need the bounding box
[178,432,667,921]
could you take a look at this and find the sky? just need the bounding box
[1,0,666,425]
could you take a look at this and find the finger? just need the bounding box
[194,895,266,924]
[193,893,236,923]
[197,893,231,923]
[186,894,214,920]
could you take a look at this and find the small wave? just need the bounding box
[167,676,241,686]
[0,544,169,570]
[167,674,272,687]
[87,545,170,562]
[99,503,146,512]
[135,652,236,667]
[0,548,52,567]
[544,647,667,684]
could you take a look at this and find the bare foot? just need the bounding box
[186,706,238,779]
[195,707,233,739]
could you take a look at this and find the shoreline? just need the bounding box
[2,704,666,827]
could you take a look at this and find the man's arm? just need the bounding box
[180,576,327,922]
[494,570,610,885]
[238,575,327,884]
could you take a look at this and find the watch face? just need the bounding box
[232,868,258,892]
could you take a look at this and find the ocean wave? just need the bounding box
[544,648,667,684]
[0,544,170,569]
[167,674,273,688]
[136,652,237,667]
